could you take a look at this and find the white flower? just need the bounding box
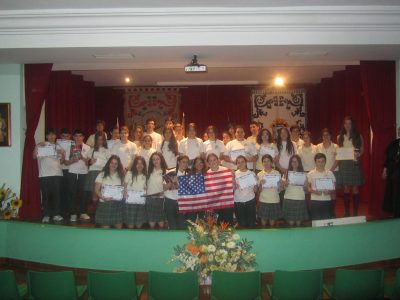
[226,241,236,249]
[207,245,216,252]
[232,234,240,240]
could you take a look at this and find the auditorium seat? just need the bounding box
[0,270,27,300]
[27,270,86,300]
[87,271,143,300]
[267,269,323,300]
[148,271,198,300]
[324,268,384,300]
[385,268,400,300]
[211,271,261,300]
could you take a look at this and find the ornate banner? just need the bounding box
[251,88,307,135]
[124,87,181,129]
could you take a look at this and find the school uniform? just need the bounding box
[298,144,317,172]
[203,139,226,159]
[178,137,204,167]
[283,178,309,222]
[277,141,297,171]
[66,143,91,216]
[337,135,365,186]
[110,140,138,170]
[57,139,72,216]
[86,132,108,148]
[146,169,165,222]
[307,168,336,220]
[138,147,156,170]
[225,139,257,170]
[234,169,257,227]
[246,135,257,145]
[94,172,124,225]
[124,172,147,226]
[293,138,304,149]
[84,147,110,193]
[257,169,282,220]
[36,142,63,218]
[163,169,187,229]
[255,143,278,171]
[157,141,178,169]
[106,138,120,150]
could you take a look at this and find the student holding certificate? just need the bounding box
[163,155,190,230]
[255,128,278,173]
[307,153,336,220]
[146,152,168,229]
[33,128,65,223]
[257,154,282,227]
[234,156,257,228]
[124,156,148,229]
[84,132,110,202]
[94,155,125,228]
[337,116,365,216]
[282,155,309,226]
[224,125,257,171]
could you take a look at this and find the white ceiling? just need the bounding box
[1,0,399,10]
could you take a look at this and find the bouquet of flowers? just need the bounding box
[0,184,22,219]
[171,216,257,283]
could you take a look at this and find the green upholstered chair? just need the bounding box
[87,271,143,300]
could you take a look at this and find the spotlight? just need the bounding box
[274,76,285,87]
[124,77,131,83]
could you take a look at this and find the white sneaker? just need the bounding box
[42,216,50,223]
[53,215,64,222]
[70,214,77,222]
[80,213,91,220]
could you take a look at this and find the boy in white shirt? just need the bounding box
[246,121,260,145]
[110,125,138,171]
[290,125,304,149]
[64,129,91,222]
[86,120,107,148]
[145,118,163,149]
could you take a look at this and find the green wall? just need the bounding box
[2,220,400,272]
[0,64,25,196]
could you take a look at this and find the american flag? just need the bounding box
[178,169,234,213]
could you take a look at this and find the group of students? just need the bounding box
[34,115,365,229]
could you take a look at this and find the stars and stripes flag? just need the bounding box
[177,169,234,213]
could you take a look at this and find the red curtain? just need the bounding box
[20,64,53,220]
[360,61,397,217]
[181,86,252,136]
[46,71,95,138]
[94,87,125,132]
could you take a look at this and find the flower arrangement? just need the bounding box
[0,184,22,219]
[171,216,257,283]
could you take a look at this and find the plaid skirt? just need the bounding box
[282,199,309,221]
[145,197,165,222]
[95,201,123,225]
[258,202,282,220]
[83,170,101,192]
[338,160,365,186]
[124,203,147,225]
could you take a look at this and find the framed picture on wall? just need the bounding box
[0,103,11,147]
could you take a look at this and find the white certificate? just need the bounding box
[56,139,72,152]
[336,147,355,160]
[126,189,146,204]
[288,171,307,186]
[230,149,247,161]
[262,174,281,188]
[315,178,335,191]
[37,145,57,157]
[101,185,124,201]
[259,146,276,158]
[236,173,257,190]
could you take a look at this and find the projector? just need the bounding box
[185,55,208,73]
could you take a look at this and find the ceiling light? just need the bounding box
[124,77,132,83]
[274,76,285,87]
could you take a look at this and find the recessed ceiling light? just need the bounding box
[124,77,132,83]
[92,53,135,59]
[274,76,285,87]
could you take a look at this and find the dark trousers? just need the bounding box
[310,200,332,220]
[67,173,88,215]
[39,176,61,217]
[235,199,256,228]
[60,169,69,216]
[215,207,234,225]
[164,198,186,230]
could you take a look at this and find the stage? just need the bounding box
[1,219,400,272]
